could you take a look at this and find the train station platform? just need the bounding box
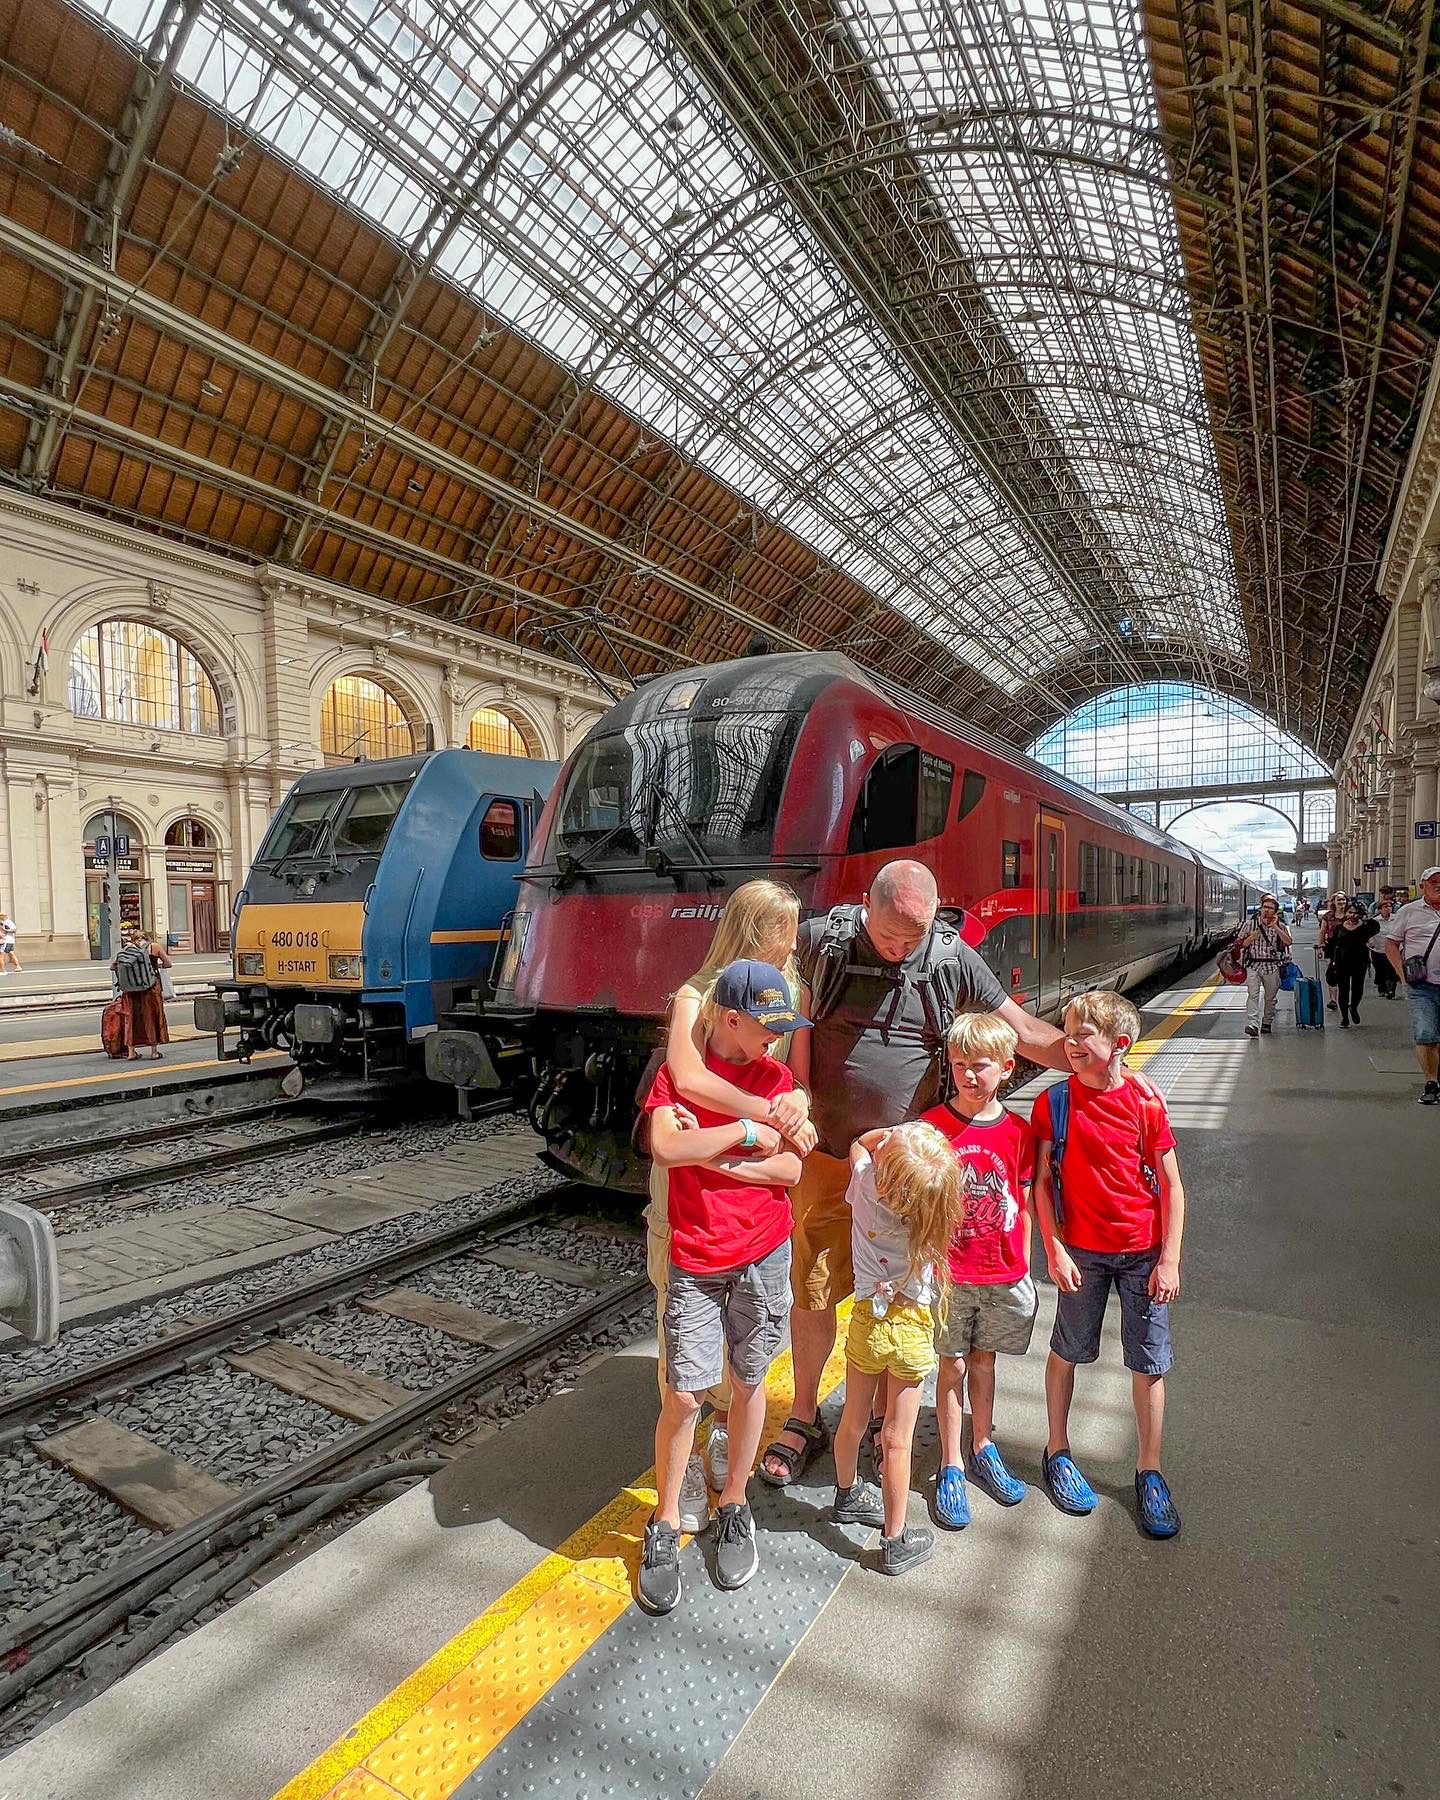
[2,939,1436,1800]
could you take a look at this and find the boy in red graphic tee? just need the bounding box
[919,1013,1036,1528]
[634,960,812,1617]
[1031,990,1188,1540]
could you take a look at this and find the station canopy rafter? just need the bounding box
[0,0,1435,757]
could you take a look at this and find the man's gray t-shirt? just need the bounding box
[797,914,1008,1156]
[1383,899,1440,983]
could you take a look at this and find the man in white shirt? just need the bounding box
[1383,866,1440,1105]
[0,911,20,972]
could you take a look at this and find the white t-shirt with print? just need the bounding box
[845,1150,940,1309]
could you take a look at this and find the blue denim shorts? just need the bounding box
[1050,1246,1173,1376]
[1405,979,1440,1046]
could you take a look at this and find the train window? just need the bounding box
[331,780,413,856]
[848,744,920,853]
[480,799,522,860]
[1002,840,1021,888]
[919,753,953,842]
[1148,860,1159,902]
[956,769,986,821]
[1079,841,1098,904]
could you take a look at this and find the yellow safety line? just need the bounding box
[0,1025,209,1064]
[0,1049,286,1098]
[278,971,1221,1800]
[275,1321,856,1800]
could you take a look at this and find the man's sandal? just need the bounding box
[758,1415,829,1488]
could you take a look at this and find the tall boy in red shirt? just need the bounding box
[1031,989,1187,1539]
[637,960,811,1615]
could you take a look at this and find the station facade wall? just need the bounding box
[1333,363,1440,896]
[0,494,606,963]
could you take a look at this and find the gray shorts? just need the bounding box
[662,1242,791,1394]
[1051,1247,1173,1376]
[935,1276,1038,1358]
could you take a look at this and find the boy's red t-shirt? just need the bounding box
[918,1102,1034,1285]
[1030,1077,1176,1254]
[642,1050,796,1275]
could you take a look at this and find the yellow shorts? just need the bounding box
[790,1151,854,1310]
[845,1298,938,1383]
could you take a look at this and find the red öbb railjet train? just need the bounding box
[483,650,1256,1187]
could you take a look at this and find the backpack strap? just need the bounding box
[801,905,864,1025]
[1045,1079,1071,1229]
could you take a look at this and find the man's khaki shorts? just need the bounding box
[790,1150,854,1310]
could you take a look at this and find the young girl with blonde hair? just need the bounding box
[830,1119,965,1575]
[645,880,817,1530]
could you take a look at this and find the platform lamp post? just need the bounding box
[105,793,123,964]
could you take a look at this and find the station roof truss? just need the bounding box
[0,0,1434,760]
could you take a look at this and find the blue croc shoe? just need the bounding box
[932,1464,971,1529]
[966,1442,1026,1507]
[1135,1469,1181,1539]
[1041,1447,1098,1515]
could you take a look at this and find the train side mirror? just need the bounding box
[0,1201,60,1345]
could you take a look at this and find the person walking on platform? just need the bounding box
[1318,897,1346,1011]
[635,961,811,1616]
[1382,867,1440,1105]
[1235,894,1291,1037]
[1329,904,1380,1026]
[758,860,1090,1490]
[0,909,20,972]
[110,921,171,1060]
[1371,895,1399,999]
[1031,992,1188,1539]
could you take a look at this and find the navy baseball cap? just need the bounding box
[712,959,813,1033]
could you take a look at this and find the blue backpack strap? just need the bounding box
[1046,1079,1070,1229]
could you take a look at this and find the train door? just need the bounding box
[1036,812,1067,1016]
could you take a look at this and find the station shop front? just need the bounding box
[82,812,229,960]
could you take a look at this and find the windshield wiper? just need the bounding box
[546,819,639,889]
[641,757,725,889]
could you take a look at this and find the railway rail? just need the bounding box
[0,1186,649,1743]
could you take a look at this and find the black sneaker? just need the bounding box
[636,1518,681,1615]
[879,1524,935,1576]
[713,1501,759,1590]
[832,1479,885,1527]
[1244,1024,1259,1037]
[1420,1082,1440,1107]
[1260,1023,1272,1034]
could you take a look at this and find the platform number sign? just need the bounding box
[114,834,130,858]
[93,835,110,861]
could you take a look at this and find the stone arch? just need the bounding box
[0,582,31,697]
[461,684,558,760]
[157,804,228,851]
[1164,798,1303,841]
[46,580,256,739]
[312,654,441,761]
[81,798,159,846]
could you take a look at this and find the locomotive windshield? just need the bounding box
[257,777,413,868]
[551,712,800,871]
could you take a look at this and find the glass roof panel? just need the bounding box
[76,0,1237,703]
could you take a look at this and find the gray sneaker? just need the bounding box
[879,1524,935,1576]
[713,1501,759,1590]
[832,1479,885,1527]
[637,1518,681,1615]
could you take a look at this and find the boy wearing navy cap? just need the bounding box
[637,959,812,1615]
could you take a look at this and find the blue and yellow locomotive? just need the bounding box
[196,748,557,1083]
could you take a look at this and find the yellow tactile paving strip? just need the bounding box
[276,975,1217,1800]
[275,1324,855,1800]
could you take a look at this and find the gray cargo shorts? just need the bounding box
[934,1275,1038,1358]
[662,1241,791,1394]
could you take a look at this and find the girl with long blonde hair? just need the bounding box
[645,881,816,1531]
[829,1119,965,1575]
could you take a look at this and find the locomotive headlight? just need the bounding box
[237,952,264,976]
[328,953,363,979]
[497,907,530,990]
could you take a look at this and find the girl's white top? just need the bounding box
[845,1150,941,1312]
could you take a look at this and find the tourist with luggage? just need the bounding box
[1382,867,1440,1105]
[1235,894,1292,1037]
[1329,904,1380,1026]
[109,922,171,1060]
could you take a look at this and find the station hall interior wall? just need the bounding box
[0,493,607,962]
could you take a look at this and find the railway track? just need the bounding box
[0,1186,649,1742]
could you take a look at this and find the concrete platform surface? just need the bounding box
[2,946,1436,1800]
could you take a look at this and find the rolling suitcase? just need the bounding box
[1294,947,1325,1030]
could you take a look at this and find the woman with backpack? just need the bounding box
[110,922,172,1059]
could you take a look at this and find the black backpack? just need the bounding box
[114,944,155,994]
[799,904,972,1050]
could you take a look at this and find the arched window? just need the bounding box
[165,818,213,849]
[467,705,537,757]
[320,674,414,765]
[68,620,222,735]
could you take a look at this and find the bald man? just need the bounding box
[761,859,1076,1487]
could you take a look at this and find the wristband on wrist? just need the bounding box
[738,1118,758,1150]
